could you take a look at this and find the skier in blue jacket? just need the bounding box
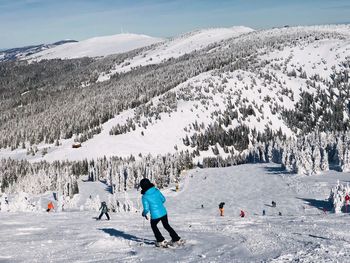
[140,178,183,247]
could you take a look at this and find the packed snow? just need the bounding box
[1,163,350,262]
[27,33,163,61]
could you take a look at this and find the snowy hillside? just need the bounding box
[0,40,77,62]
[3,22,350,263]
[1,163,350,262]
[97,26,254,81]
[2,24,349,166]
[27,33,163,60]
[2,24,350,207]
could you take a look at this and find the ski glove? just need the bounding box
[142,211,148,219]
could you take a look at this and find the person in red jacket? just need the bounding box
[240,210,245,218]
[345,194,350,213]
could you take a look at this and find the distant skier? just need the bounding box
[140,178,183,247]
[240,210,245,218]
[3,194,8,205]
[0,194,9,211]
[47,201,54,212]
[97,201,110,220]
[262,209,266,216]
[272,201,276,207]
[219,202,225,216]
[278,211,282,216]
[1,194,9,212]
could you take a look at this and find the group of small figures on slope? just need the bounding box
[217,200,282,217]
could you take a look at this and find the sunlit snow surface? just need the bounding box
[27,33,163,61]
[97,26,254,81]
[1,164,350,262]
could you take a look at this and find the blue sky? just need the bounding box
[1,0,349,48]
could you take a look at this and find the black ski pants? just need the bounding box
[150,214,180,242]
[98,212,110,220]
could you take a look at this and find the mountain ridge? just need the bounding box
[26,33,163,61]
[0,40,77,62]
[0,25,349,172]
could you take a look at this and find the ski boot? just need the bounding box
[168,238,185,247]
[155,240,168,248]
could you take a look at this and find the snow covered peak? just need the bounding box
[27,33,163,61]
[97,26,254,81]
[162,26,255,55]
[171,26,254,42]
[0,40,78,62]
[178,26,254,39]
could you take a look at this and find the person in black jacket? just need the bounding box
[219,202,225,216]
[97,201,110,220]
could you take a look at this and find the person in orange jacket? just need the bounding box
[47,201,54,212]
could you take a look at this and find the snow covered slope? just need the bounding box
[97,26,254,81]
[1,25,349,163]
[27,33,163,60]
[0,40,77,62]
[1,163,350,262]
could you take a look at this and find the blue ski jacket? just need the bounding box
[142,187,167,219]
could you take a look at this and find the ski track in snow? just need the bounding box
[1,164,350,262]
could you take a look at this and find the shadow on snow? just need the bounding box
[263,165,291,175]
[99,228,154,245]
[297,197,332,211]
[293,232,331,240]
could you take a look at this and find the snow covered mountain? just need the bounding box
[97,26,254,81]
[27,33,163,61]
[2,24,350,263]
[0,40,77,62]
[1,24,350,192]
[2,25,349,166]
